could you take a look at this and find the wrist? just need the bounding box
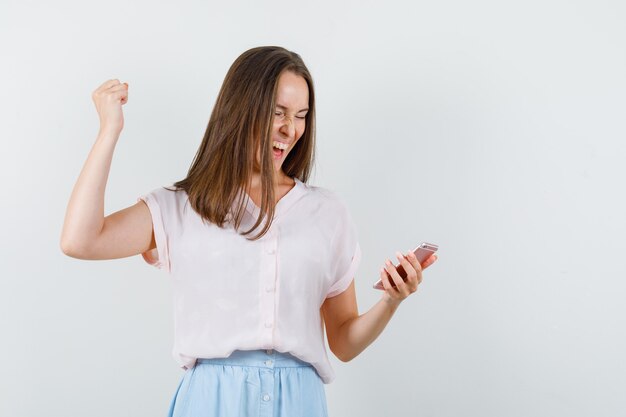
[97,128,121,140]
[381,292,402,309]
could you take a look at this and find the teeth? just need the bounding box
[272,141,288,150]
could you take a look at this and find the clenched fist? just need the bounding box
[92,79,129,135]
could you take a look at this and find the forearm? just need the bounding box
[60,130,120,253]
[335,293,402,362]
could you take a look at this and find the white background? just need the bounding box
[1,0,625,416]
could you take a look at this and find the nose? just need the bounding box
[279,116,295,138]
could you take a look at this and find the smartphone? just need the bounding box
[372,242,438,290]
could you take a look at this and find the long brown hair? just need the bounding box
[168,46,316,240]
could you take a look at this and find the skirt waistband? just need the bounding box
[196,349,312,369]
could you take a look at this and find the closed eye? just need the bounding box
[275,111,307,120]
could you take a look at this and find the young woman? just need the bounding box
[61,46,437,417]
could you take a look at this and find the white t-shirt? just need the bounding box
[137,177,361,384]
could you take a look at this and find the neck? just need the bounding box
[249,170,292,189]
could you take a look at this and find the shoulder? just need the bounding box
[140,185,188,212]
[299,182,352,216]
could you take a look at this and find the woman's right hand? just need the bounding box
[91,79,129,135]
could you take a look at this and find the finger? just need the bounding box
[92,82,127,102]
[422,254,438,270]
[404,250,424,284]
[395,251,418,286]
[380,268,402,300]
[96,79,121,92]
[405,250,422,271]
[107,84,128,93]
[379,267,398,294]
[99,90,127,105]
[384,259,408,294]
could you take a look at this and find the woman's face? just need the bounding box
[256,70,309,178]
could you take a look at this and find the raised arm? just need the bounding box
[60,79,155,260]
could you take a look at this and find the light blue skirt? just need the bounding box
[167,349,329,417]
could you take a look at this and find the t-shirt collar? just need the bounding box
[242,177,306,221]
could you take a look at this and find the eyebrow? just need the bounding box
[276,104,309,113]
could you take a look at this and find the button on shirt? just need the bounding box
[137,177,361,384]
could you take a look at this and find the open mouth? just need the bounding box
[272,146,284,158]
[272,141,288,158]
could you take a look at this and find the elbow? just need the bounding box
[60,239,78,258]
[332,347,354,363]
[59,237,88,259]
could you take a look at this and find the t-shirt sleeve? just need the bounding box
[137,187,172,273]
[325,195,362,299]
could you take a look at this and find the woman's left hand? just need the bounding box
[380,251,438,305]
